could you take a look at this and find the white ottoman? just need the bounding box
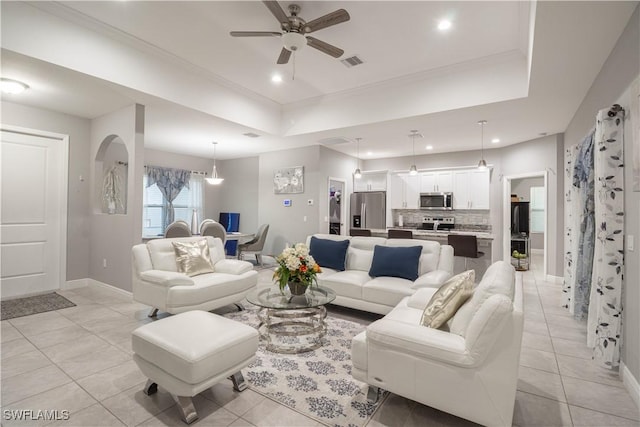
[132,310,258,424]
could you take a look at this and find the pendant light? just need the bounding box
[409,130,420,175]
[205,141,224,185]
[477,120,488,170]
[354,137,362,179]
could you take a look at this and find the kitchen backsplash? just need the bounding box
[392,209,491,232]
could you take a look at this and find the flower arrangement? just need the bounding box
[273,243,322,294]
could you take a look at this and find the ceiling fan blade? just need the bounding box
[277,47,291,64]
[304,9,350,33]
[306,36,344,58]
[263,1,289,24]
[230,31,281,37]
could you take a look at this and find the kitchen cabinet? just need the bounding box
[420,171,453,193]
[390,173,420,209]
[453,169,490,209]
[353,171,388,192]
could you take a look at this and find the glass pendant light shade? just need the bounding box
[409,164,418,175]
[477,159,487,170]
[409,130,421,174]
[354,137,362,179]
[205,142,224,185]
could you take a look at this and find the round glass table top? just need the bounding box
[246,286,336,310]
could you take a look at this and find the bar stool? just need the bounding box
[447,234,484,269]
[350,229,372,237]
[388,229,413,239]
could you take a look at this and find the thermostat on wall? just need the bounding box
[283,199,292,207]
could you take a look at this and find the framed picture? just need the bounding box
[274,166,304,194]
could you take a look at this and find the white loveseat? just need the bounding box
[351,260,523,426]
[306,234,454,315]
[132,236,257,316]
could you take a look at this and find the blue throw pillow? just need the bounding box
[369,245,422,281]
[309,236,350,271]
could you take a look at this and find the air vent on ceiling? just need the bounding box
[243,132,260,138]
[319,137,351,146]
[341,55,364,68]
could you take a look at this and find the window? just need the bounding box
[530,186,545,233]
[142,173,204,236]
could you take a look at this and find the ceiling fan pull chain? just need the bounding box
[292,51,296,81]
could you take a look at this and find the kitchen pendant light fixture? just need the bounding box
[477,120,488,170]
[409,130,421,175]
[205,141,224,185]
[354,137,362,179]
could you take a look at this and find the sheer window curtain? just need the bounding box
[189,172,205,228]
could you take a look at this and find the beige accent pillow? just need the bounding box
[172,239,215,277]
[421,270,475,329]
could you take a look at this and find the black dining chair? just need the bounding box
[447,234,484,269]
[350,229,372,237]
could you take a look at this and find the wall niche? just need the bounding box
[95,135,128,215]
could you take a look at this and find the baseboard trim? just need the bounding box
[62,278,88,290]
[86,278,133,298]
[620,361,640,409]
[545,275,563,284]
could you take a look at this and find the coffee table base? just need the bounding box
[257,306,328,354]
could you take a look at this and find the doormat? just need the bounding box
[1,292,76,320]
[224,306,388,427]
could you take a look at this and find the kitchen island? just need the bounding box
[370,228,494,278]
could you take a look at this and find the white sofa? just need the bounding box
[132,236,257,316]
[351,260,524,426]
[306,234,454,315]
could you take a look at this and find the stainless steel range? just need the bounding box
[421,216,455,231]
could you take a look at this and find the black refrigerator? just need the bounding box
[511,202,530,236]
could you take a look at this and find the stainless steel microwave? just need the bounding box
[420,192,453,210]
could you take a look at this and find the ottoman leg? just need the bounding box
[148,308,159,317]
[230,371,248,392]
[176,396,198,424]
[143,380,158,396]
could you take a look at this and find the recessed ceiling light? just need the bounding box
[437,20,452,31]
[1,78,29,94]
[366,151,373,156]
[425,145,433,150]
[271,74,283,84]
[491,138,500,144]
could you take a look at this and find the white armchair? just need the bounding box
[351,261,523,426]
[132,236,258,316]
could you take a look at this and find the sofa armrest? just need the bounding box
[139,270,194,287]
[366,318,475,367]
[412,270,452,289]
[406,287,439,310]
[214,259,253,275]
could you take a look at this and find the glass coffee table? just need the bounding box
[246,286,336,354]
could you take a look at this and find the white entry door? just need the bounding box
[1,129,67,299]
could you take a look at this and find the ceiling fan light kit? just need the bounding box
[230,1,350,65]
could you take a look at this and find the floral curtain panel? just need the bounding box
[588,108,625,368]
[145,166,191,230]
[563,145,578,311]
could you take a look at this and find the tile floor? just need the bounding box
[1,254,638,426]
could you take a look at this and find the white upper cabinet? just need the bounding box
[453,169,490,210]
[391,174,420,209]
[420,171,453,193]
[354,171,388,192]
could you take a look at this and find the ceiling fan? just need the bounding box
[230,1,350,64]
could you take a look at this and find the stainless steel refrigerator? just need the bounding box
[350,192,386,230]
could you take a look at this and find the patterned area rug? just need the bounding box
[224,306,387,427]
[1,292,76,320]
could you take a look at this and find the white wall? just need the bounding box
[1,101,91,282]
[89,104,145,291]
[258,146,321,255]
[563,4,639,393]
[217,157,260,233]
